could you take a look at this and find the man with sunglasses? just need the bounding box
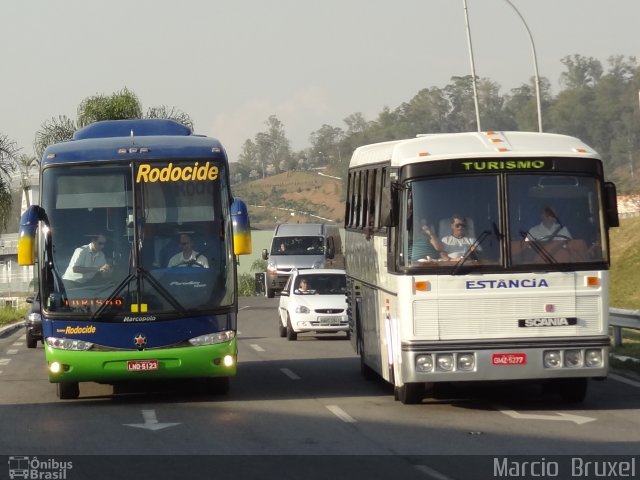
[167,233,209,268]
[441,214,480,259]
[62,233,112,283]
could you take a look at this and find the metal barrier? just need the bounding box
[609,308,640,347]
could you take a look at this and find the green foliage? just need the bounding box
[0,306,26,327]
[237,272,257,296]
[77,87,143,127]
[609,216,640,309]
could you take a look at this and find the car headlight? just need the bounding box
[267,262,277,273]
[189,330,236,346]
[27,312,41,324]
[295,305,310,314]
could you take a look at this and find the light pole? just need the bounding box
[503,0,543,132]
[462,0,482,132]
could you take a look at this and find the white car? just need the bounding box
[278,269,349,341]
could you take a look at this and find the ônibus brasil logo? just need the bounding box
[8,456,72,479]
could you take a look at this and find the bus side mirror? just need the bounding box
[231,198,252,255]
[18,205,44,266]
[604,182,619,228]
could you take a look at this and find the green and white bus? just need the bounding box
[345,131,619,404]
[18,119,251,399]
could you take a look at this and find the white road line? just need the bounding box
[326,405,357,423]
[250,344,265,352]
[280,368,301,380]
[0,359,10,366]
[414,464,455,480]
[610,373,640,388]
[6,349,18,355]
[13,342,24,347]
[238,306,250,311]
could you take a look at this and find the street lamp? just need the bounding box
[503,0,543,132]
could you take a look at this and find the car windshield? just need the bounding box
[271,236,324,255]
[294,274,346,295]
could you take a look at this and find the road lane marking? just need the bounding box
[124,409,181,431]
[610,373,640,388]
[414,464,455,480]
[0,359,10,366]
[496,405,595,424]
[280,368,300,380]
[6,349,18,355]
[326,405,357,423]
[250,344,265,352]
[12,342,24,347]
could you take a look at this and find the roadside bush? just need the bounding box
[238,273,257,296]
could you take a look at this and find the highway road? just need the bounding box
[0,296,639,479]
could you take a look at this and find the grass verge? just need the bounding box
[610,328,640,375]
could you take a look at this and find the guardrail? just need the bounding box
[610,308,640,347]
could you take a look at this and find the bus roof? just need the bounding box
[41,119,226,165]
[348,131,600,168]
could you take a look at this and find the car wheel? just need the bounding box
[266,287,275,298]
[278,315,287,337]
[286,317,297,341]
[395,383,424,405]
[56,382,80,400]
[26,333,38,349]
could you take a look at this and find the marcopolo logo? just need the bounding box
[136,162,219,183]
[8,456,72,479]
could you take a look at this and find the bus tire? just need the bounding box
[56,382,79,400]
[395,383,424,405]
[286,317,297,341]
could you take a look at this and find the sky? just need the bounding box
[2,0,639,164]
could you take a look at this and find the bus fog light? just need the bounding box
[436,353,454,372]
[564,349,582,368]
[457,353,475,371]
[544,350,562,368]
[223,355,234,367]
[585,349,603,367]
[50,362,62,374]
[416,354,433,372]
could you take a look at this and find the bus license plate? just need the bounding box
[492,353,527,366]
[127,359,159,371]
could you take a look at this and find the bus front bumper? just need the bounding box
[45,339,237,383]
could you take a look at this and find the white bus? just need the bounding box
[344,131,619,404]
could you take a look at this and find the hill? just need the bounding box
[233,170,345,229]
[609,215,640,309]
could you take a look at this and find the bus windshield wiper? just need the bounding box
[91,266,189,321]
[451,229,491,275]
[519,230,557,265]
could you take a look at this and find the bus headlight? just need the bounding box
[457,353,475,371]
[46,337,94,351]
[416,354,433,372]
[585,349,603,367]
[436,353,454,372]
[543,350,562,368]
[564,349,582,368]
[189,330,235,346]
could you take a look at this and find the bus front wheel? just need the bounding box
[56,382,79,400]
[395,383,424,405]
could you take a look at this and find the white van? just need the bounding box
[261,223,344,298]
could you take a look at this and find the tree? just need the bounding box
[0,133,18,230]
[255,116,292,176]
[34,87,193,158]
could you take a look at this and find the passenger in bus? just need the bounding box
[440,214,480,259]
[62,233,112,284]
[413,220,448,262]
[526,206,572,241]
[167,233,209,268]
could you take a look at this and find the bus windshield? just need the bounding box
[404,172,607,269]
[41,161,234,318]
